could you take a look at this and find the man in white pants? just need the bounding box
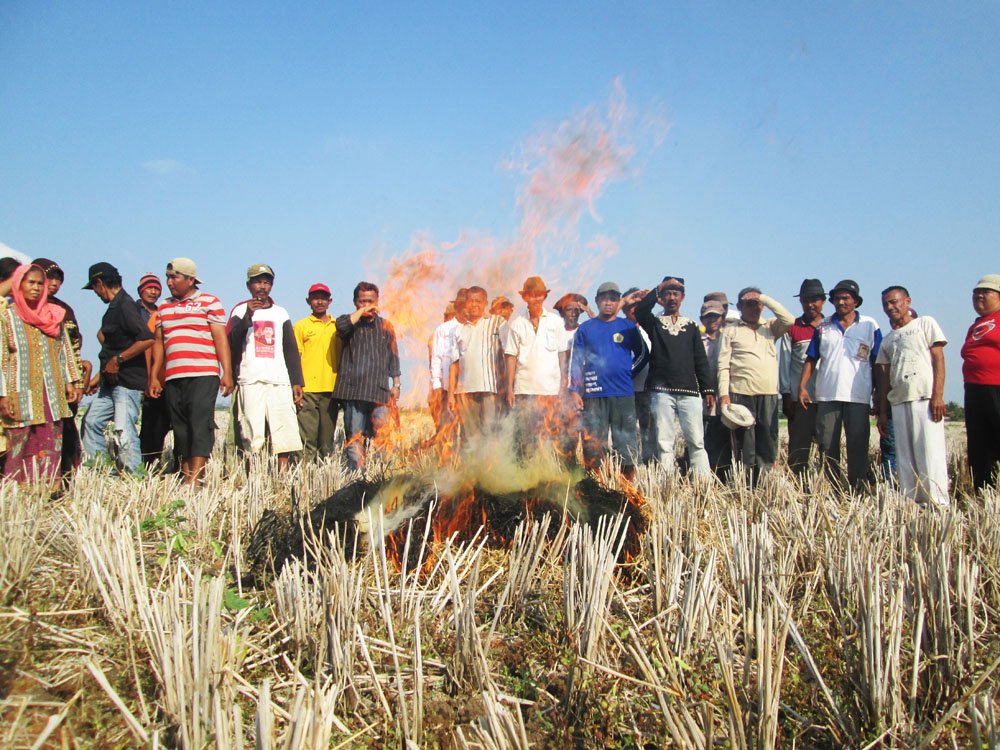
[228,264,304,471]
[875,286,949,507]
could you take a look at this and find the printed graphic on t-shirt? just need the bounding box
[254,321,276,358]
[856,343,870,360]
[973,320,996,341]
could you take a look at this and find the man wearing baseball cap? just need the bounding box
[227,264,304,471]
[148,257,234,484]
[779,279,826,477]
[799,279,882,492]
[294,282,343,460]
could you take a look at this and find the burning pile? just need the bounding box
[246,441,648,580]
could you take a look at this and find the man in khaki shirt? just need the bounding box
[717,287,794,484]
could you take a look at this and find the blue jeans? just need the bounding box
[649,391,710,476]
[342,400,389,470]
[82,383,143,472]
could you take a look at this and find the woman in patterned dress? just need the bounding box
[0,264,83,490]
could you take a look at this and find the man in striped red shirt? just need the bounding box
[148,257,234,484]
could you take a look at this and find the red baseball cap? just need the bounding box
[308,283,331,296]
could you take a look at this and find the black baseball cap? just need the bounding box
[83,262,120,290]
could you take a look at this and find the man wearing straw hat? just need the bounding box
[503,276,570,456]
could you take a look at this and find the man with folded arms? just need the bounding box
[717,287,794,485]
[228,264,304,471]
[875,287,949,507]
[779,279,826,476]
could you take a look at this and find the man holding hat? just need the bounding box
[634,276,715,476]
[799,279,882,492]
[294,282,342,461]
[503,276,571,455]
[81,262,154,473]
[779,279,827,476]
[568,282,647,478]
[717,287,794,485]
[148,257,234,484]
[228,264,304,471]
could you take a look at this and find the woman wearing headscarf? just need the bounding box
[0,264,83,490]
[33,257,90,477]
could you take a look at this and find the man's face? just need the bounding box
[498,302,513,321]
[882,289,911,325]
[140,286,162,307]
[596,292,620,319]
[355,289,379,317]
[46,276,63,297]
[90,278,113,303]
[521,290,548,314]
[738,293,763,325]
[658,286,684,315]
[559,303,584,329]
[701,313,722,334]
[800,295,825,321]
[832,292,857,318]
[247,275,273,300]
[973,288,1000,317]
[166,272,196,298]
[307,293,331,316]
[464,291,487,321]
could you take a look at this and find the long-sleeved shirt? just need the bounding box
[634,289,714,397]
[429,318,459,391]
[227,301,304,387]
[569,317,647,398]
[0,310,82,428]
[332,313,401,404]
[717,294,794,397]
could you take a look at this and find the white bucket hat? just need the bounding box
[720,402,755,430]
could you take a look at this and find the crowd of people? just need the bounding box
[0,255,997,504]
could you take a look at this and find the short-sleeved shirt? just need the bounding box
[98,289,154,391]
[806,314,882,403]
[157,291,227,382]
[962,310,1000,386]
[503,309,569,396]
[454,315,504,394]
[875,316,947,405]
[570,317,646,398]
[294,314,341,392]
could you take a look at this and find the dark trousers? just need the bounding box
[581,395,638,469]
[513,395,560,460]
[635,391,656,464]
[786,400,818,475]
[164,376,219,459]
[703,413,733,477]
[815,400,871,491]
[455,392,498,442]
[59,403,81,478]
[140,393,172,467]
[730,393,779,486]
[965,383,1000,490]
[297,391,340,461]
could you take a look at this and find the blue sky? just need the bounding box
[2,1,997,400]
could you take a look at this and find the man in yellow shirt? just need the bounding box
[294,283,342,461]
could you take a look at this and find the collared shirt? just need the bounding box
[157,290,227,381]
[294,314,342,392]
[717,295,794,397]
[503,308,568,396]
[779,316,822,400]
[99,289,153,391]
[454,315,505,394]
[332,314,401,404]
[806,313,882,403]
[429,317,459,391]
[700,331,720,391]
[876,316,947,405]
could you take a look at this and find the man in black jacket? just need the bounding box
[634,276,715,477]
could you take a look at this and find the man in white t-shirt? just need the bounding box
[875,286,949,507]
[448,286,505,441]
[227,264,304,471]
[503,276,570,457]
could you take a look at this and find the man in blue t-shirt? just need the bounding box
[569,282,648,480]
